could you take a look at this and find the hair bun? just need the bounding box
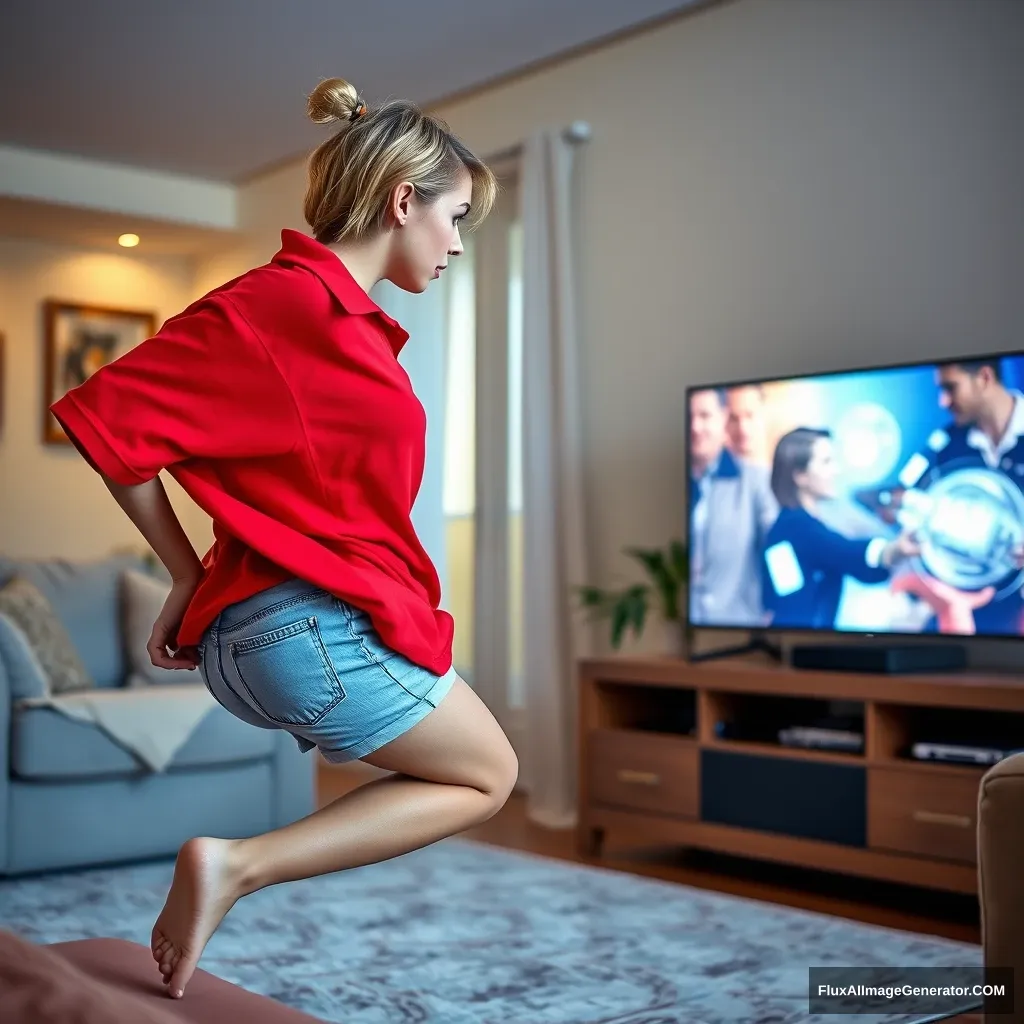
[307,77,362,125]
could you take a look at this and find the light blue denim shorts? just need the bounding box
[197,578,457,764]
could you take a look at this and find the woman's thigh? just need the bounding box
[361,676,519,799]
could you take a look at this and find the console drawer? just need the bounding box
[868,768,980,864]
[588,729,697,817]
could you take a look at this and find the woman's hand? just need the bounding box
[882,530,921,567]
[890,571,994,635]
[148,576,202,670]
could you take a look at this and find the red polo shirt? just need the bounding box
[50,229,454,675]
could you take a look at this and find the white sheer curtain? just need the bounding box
[519,128,592,828]
[370,279,449,597]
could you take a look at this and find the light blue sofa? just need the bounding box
[0,553,316,877]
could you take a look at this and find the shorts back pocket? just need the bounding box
[228,616,345,727]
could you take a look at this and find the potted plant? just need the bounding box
[575,540,691,655]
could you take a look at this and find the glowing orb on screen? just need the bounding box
[834,402,903,484]
[915,466,1024,593]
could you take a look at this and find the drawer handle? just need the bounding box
[912,809,972,829]
[617,769,660,786]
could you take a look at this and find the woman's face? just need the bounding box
[389,166,472,293]
[795,437,838,501]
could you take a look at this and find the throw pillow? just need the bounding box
[0,577,94,695]
[0,613,49,701]
[122,568,180,686]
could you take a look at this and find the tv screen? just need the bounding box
[686,352,1024,639]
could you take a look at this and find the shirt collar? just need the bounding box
[271,229,410,354]
[967,390,1024,457]
[695,448,740,481]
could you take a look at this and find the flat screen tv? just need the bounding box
[686,351,1024,640]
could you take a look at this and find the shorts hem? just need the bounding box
[318,664,459,764]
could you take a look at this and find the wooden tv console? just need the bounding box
[577,654,1024,894]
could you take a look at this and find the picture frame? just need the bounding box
[0,331,5,440]
[43,300,156,445]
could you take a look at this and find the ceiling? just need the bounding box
[0,0,701,183]
[0,196,240,257]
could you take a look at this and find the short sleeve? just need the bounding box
[49,294,297,485]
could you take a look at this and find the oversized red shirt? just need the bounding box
[50,229,454,675]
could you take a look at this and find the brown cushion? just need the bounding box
[0,931,325,1023]
[978,751,1024,994]
[49,936,326,1023]
[0,929,179,1023]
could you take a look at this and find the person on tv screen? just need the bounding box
[896,357,1024,635]
[762,427,919,630]
[725,384,770,466]
[689,387,778,627]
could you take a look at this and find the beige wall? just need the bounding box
[0,238,211,559]
[421,0,1024,653]
[3,0,1023,664]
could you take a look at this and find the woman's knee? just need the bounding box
[362,677,518,809]
[481,740,519,813]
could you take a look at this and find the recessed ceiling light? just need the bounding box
[118,233,140,248]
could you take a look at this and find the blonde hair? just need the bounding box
[303,78,498,246]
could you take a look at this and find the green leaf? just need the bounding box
[627,585,648,635]
[625,547,666,582]
[669,539,688,582]
[610,599,632,648]
[574,585,609,609]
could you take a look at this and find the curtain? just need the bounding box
[519,128,592,828]
[370,279,449,599]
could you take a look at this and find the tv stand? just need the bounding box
[577,654,1024,895]
[689,631,783,664]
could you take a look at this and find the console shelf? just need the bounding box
[578,655,1024,894]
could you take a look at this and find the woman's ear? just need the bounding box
[390,182,416,226]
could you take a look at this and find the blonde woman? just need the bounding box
[51,78,516,1001]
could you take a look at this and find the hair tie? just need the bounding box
[350,102,367,122]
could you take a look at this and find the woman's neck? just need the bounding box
[328,234,392,296]
[798,494,819,517]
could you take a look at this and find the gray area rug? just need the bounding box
[0,837,980,1023]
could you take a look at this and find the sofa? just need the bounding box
[978,748,1024,1021]
[0,553,315,877]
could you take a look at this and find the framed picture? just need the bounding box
[43,300,156,445]
[0,331,5,439]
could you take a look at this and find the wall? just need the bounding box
[0,237,210,559]
[5,0,1023,664]
[417,0,1024,657]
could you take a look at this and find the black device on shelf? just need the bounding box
[790,642,967,674]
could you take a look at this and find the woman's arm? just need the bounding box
[103,474,204,670]
[103,475,203,584]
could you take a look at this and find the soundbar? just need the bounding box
[790,643,967,674]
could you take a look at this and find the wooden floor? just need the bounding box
[319,764,983,1023]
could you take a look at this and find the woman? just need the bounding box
[50,78,516,1001]
[761,427,919,629]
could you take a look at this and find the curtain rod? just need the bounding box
[483,120,592,166]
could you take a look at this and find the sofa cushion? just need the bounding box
[0,577,94,695]
[11,700,277,780]
[0,552,147,688]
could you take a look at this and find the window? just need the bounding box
[442,235,476,677]
[442,174,525,730]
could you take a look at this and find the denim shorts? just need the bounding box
[196,578,457,764]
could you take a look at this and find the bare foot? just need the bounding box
[150,837,245,999]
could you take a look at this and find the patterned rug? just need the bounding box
[0,837,979,1024]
